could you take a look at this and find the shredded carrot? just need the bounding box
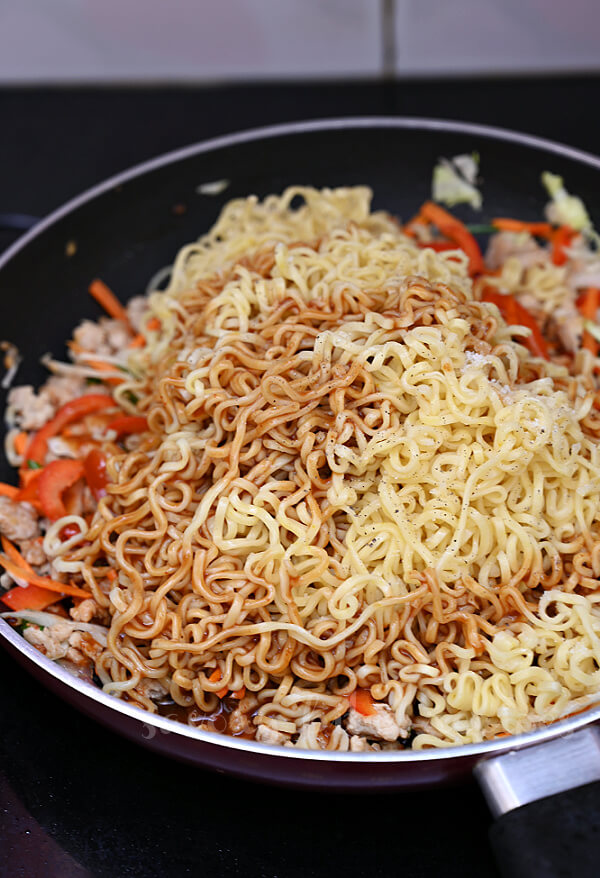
[89,279,131,325]
[14,432,28,456]
[491,219,553,237]
[0,541,60,611]
[128,333,146,349]
[1,536,34,574]
[232,687,246,700]
[106,569,117,582]
[82,358,125,386]
[146,317,161,331]
[0,554,91,599]
[208,668,229,699]
[551,225,576,266]
[349,688,377,717]
[0,482,19,500]
[576,287,600,355]
[419,202,484,275]
[16,470,43,512]
[481,287,549,360]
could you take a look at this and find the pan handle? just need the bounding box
[475,725,600,878]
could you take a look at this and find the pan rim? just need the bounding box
[1,114,599,276]
[1,114,600,765]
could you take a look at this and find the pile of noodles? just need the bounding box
[53,186,600,748]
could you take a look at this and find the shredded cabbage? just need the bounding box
[542,171,591,231]
[432,153,482,210]
[584,320,600,343]
[0,609,108,644]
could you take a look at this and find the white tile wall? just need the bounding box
[0,0,598,82]
[394,0,600,76]
[0,0,382,82]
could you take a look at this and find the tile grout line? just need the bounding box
[381,0,397,79]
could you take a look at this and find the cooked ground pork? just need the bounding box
[136,678,169,700]
[44,375,87,408]
[23,622,73,660]
[69,630,103,661]
[17,537,46,567]
[7,375,86,431]
[552,303,584,355]
[73,317,131,357]
[349,735,380,752]
[69,598,98,624]
[255,724,289,746]
[485,231,548,272]
[0,496,39,542]
[7,385,55,430]
[345,705,406,742]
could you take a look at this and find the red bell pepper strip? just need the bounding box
[419,202,484,275]
[418,240,462,252]
[25,394,114,466]
[107,415,148,439]
[83,448,108,499]
[1,584,60,611]
[481,287,549,359]
[37,459,85,521]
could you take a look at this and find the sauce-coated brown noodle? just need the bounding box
[54,187,600,749]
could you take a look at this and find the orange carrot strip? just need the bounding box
[0,555,91,599]
[349,688,377,717]
[16,470,43,512]
[208,668,229,699]
[80,358,125,386]
[419,202,484,275]
[128,333,146,349]
[551,225,576,266]
[481,287,549,359]
[88,279,130,325]
[0,538,59,611]
[491,219,553,237]
[0,482,19,500]
[576,287,600,355]
[14,432,28,456]
[146,317,161,331]
[1,536,34,574]
[232,687,246,700]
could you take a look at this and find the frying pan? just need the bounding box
[1,118,600,877]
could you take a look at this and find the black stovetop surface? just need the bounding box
[1,76,599,878]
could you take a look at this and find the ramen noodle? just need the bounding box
[2,185,600,751]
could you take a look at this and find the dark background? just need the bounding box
[1,76,599,877]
